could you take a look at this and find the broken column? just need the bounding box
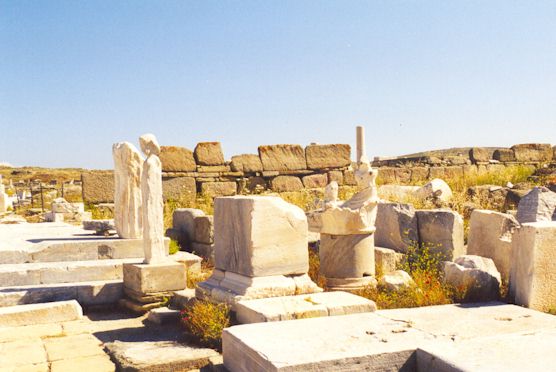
[122,134,186,312]
[0,176,9,213]
[308,126,378,291]
[196,195,321,306]
[113,141,143,239]
[510,221,556,311]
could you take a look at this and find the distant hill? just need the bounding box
[396,147,507,159]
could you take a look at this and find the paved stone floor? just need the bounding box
[0,309,215,372]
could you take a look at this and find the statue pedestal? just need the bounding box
[120,261,186,312]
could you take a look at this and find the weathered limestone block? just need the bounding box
[172,208,205,243]
[230,154,263,173]
[510,222,556,311]
[235,291,376,324]
[140,134,166,264]
[410,167,429,183]
[516,187,556,223]
[200,181,237,197]
[214,196,309,277]
[511,143,553,162]
[374,202,418,253]
[305,144,351,169]
[469,147,490,163]
[493,148,516,162]
[270,175,303,192]
[416,209,465,261]
[444,255,501,301]
[123,261,186,294]
[416,178,453,202]
[162,177,196,203]
[377,167,397,184]
[319,234,375,279]
[327,170,344,185]
[0,300,82,327]
[375,247,405,275]
[159,146,196,172]
[113,142,143,239]
[194,215,213,244]
[343,170,357,185]
[258,144,307,171]
[302,174,328,189]
[379,270,414,292]
[81,172,114,203]
[467,210,519,281]
[194,142,225,166]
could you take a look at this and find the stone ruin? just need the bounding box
[2,129,556,371]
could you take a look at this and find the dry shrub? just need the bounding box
[180,300,230,349]
[168,239,180,255]
[308,248,327,289]
[187,260,214,289]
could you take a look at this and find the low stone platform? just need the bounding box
[0,221,170,264]
[0,300,82,327]
[235,291,376,324]
[222,302,556,371]
[0,280,123,308]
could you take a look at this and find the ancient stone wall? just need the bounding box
[81,142,554,203]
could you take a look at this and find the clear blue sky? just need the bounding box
[1,1,555,169]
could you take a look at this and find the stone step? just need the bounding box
[234,291,376,324]
[0,280,123,308]
[0,300,82,327]
[0,258,142,286]
[147,307,181,325]
[0,236,170,264]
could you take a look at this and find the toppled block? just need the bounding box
[416,209,465,261]
[160,146,196,172]
[469,147,490,163]
[379,270,414,292]
[194,142,225,166]
[258,144,306,171]
[510,222,556,311]
[235,291,376,324]
[305,144,351,169]
[375,247,405,275]
[172,208,205,243]
[194,215,213,244]
[516,186,556,223]
[467,209,519,280]
[375,202,418,253]
[444,255,501,301]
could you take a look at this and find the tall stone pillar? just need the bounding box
[112,142,143,239]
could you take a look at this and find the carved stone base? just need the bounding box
[325,276,377,292]
[195,269,322,308]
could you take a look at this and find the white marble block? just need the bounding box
[213,196,309,277]
[510,222,556,311]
